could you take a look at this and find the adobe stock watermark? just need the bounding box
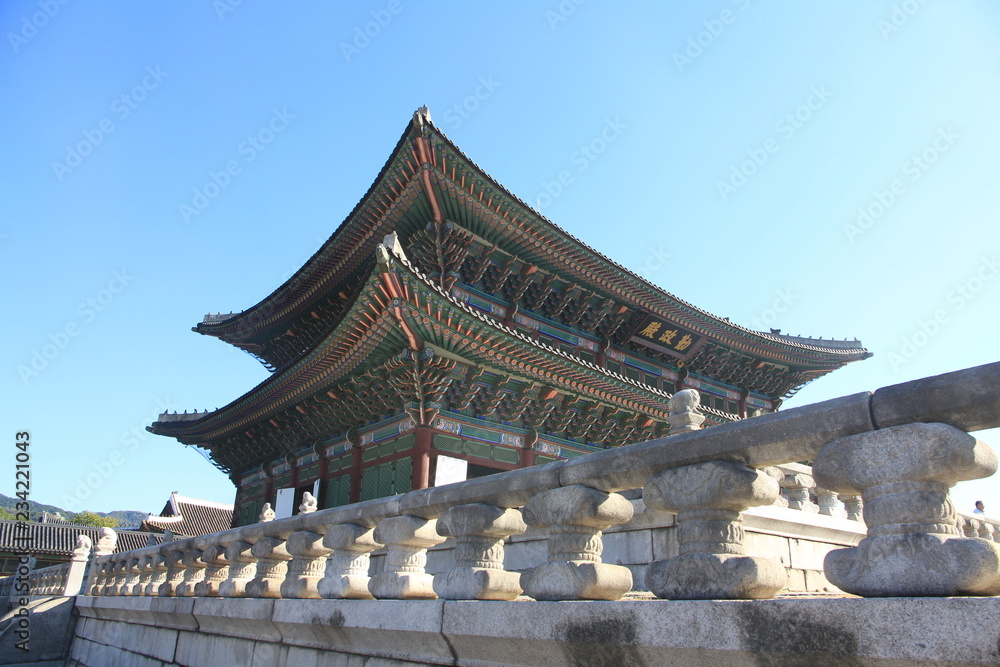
[716,85,831,202]
[746,287,798,331]
[214,0,243,20]
[52,65,169,182]
[878,0,926,40]
[534,117,627,213]
[632,246,671,283]
[888,255,998,371]
[444,75,501,131]
[179,107,295,223]
[545,0,585,30]
[17,269,134,385]
[843,127,958,244]
[7,0,69,54]
[340,0,403,63]
[673,0,751,72]
[60,398,178,512]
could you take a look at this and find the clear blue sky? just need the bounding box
[2,1,998,518]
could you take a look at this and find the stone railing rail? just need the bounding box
[771,460,1000,539]
[27,563,71,597]
[51,363,1000,600]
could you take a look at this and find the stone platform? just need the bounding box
[69,595,1000,666]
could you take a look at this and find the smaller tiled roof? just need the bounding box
[139,493,233,538]
[0,520,163,556]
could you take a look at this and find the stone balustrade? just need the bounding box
[23,362,1000,604]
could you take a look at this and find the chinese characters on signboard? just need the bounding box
[633,316,702,355]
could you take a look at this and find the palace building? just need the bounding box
[149,108,870,527]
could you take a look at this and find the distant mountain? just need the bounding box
[103,510,148,528]
[0,494,147,527]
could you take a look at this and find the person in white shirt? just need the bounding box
[973,500,986,516]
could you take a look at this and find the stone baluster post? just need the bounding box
[644,460,786,599]
[93,560,113,596]
[158,545,187,597]
[434,503,527,600]
[62,536,91,597]
[219,539,257,598]
[194,545,229,597]
[961,517,979,538]
[780,472,819,513]
[94,559,112,596]
[979,522,996,541]
[763,468,788,508]
[319,524,381,600]
[145,554,168,597]
[246,530,294,599]
[838,494,864,522]
[520,485,634,601]
[369,516,446,599]
[176,548,207,597]
[134,556,152,596]
[112,558,129,596]
[813,422,1000,596]
[815,486,847,518]
[281,530,331,599]
[122,557,142,596]
[144,554,167,597]
[84,528,117,596]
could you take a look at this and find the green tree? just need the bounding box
[0,507,14,520]
[69,511,118,528]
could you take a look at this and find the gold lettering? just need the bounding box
[638,322,661,338]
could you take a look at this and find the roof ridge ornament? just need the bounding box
[383,232,409,263]
[413,105,432,126]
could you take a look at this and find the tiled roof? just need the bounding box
[139,493,233,538]
[0,520,163,556]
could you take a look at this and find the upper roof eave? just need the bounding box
[193,112,424,341]
[192,109,868,368]
[420,121,869,361]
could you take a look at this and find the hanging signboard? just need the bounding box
[632,315,703,356]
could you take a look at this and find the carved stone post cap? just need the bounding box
[644,461,779,513]
[522,485,633,530]
[814,422,997,494]
[437,504,526,539]
[374,515,445,548]
[72,535,93,559]
[298,492,318,515]
[323,524,381,551]
[668,389,700,415]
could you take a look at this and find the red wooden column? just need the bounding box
[317,449,330,507]
[349,431,363,504]
[518,447,537,469]
[411,426,434,491]
[264,470,274,509]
